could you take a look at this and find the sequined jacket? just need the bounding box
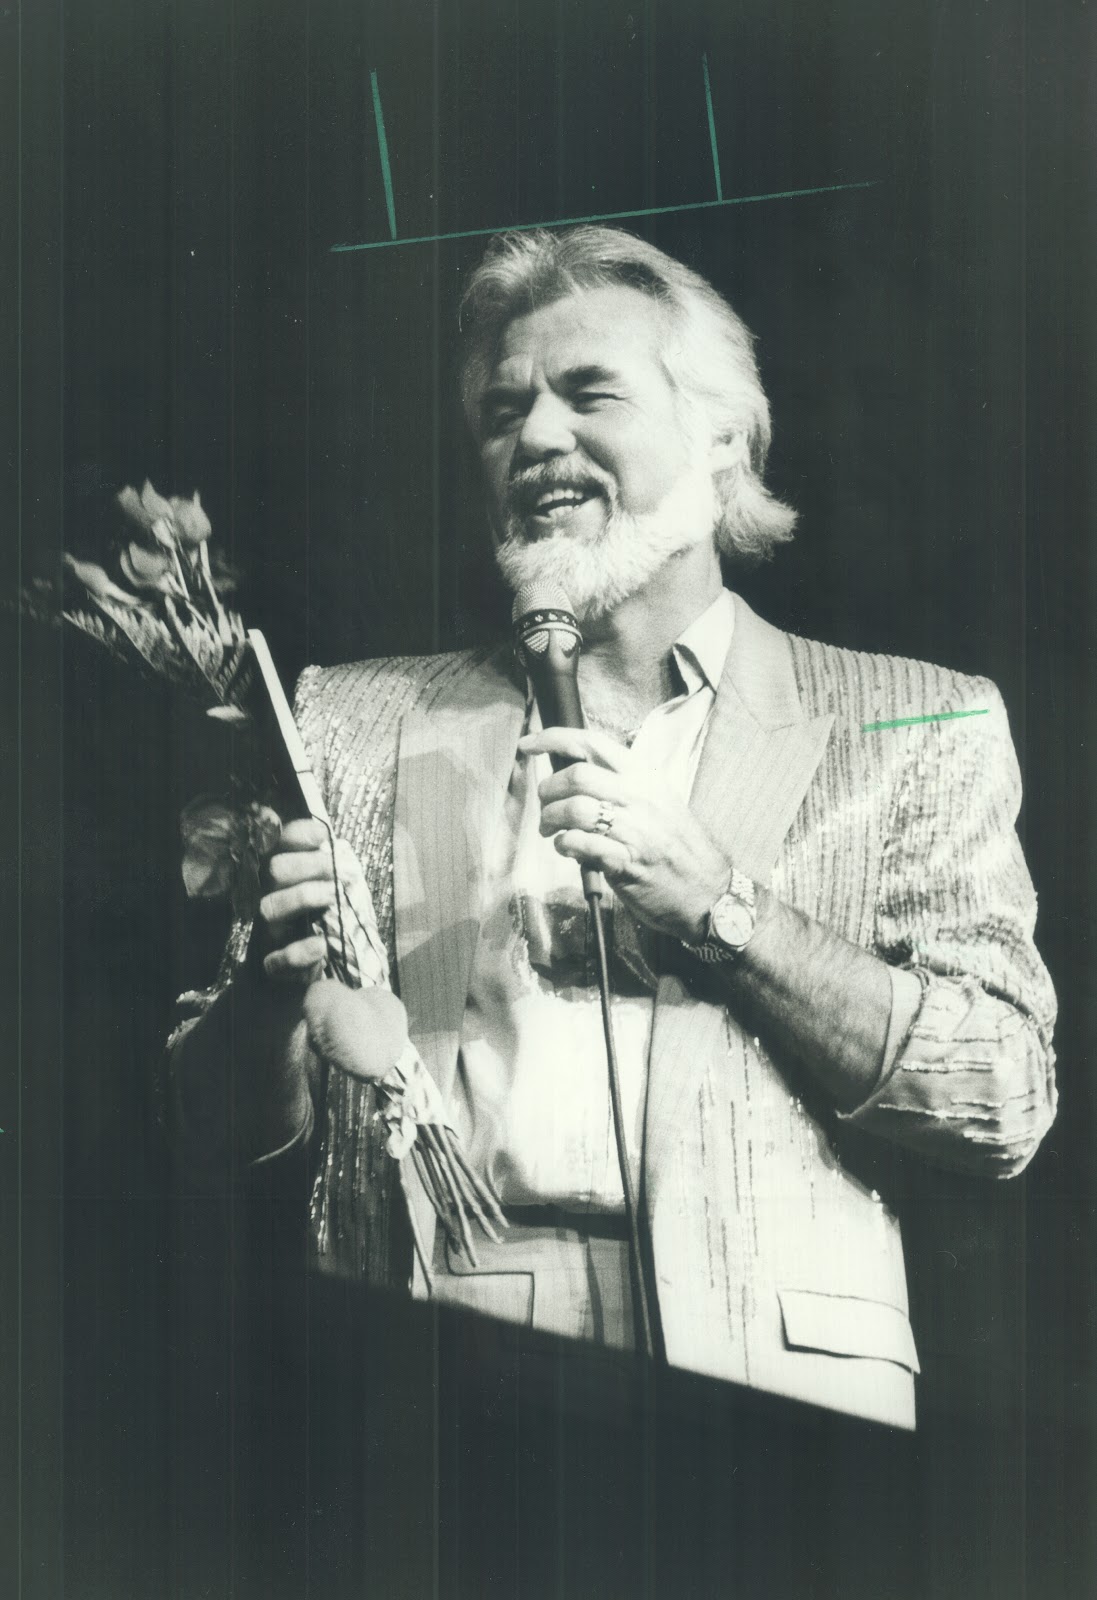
[286,594,1056,1429]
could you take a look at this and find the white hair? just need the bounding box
[459,225,797,566]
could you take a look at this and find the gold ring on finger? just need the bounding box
[591,800,616,835]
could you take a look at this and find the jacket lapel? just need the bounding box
[643,598,835,1197]
[393,649,526,1105]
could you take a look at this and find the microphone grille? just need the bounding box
[511,581,580,660]
[511,581,575,624]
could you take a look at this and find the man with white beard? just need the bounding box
[167,226,1056,1428]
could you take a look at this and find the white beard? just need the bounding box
[495,461,720,621]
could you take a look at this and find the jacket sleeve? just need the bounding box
[843,681,1057,1176]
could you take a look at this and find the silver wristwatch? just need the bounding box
[689,869,757,964]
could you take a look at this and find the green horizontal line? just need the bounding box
[329,179,880,254]
[862,709,989,733]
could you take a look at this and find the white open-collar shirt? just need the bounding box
[453,588,736,1212]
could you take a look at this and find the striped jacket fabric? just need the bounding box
[292,594,1057,1429]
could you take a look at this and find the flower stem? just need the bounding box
[397,1161,434,1290]
[421,1123,478,1267]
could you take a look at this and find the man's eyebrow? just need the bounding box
[479,382,523,410]
[561,364,622,388]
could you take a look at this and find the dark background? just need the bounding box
[2,0,1094,1595]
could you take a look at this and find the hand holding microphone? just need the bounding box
[511,580,606,904]
[512,581,732,945]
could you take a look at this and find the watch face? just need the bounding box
[711,893,755,950]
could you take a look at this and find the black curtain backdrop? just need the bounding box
[3,2,1094,1597]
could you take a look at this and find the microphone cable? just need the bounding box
[587,884,657,1362]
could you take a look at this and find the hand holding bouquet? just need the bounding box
[27,479,503,1276]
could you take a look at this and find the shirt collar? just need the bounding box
[671,587,736,695]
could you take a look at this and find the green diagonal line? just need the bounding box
[703,52,723,202]
[862,709,989,733]
[370,69,397,240]
[330,179,879,253]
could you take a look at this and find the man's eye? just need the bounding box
[574,391,615,409]
[484,405,523,434]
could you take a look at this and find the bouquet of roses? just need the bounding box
[27,480,502,1274]
[25,479,252,713]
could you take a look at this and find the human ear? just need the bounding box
[707,431,747,475]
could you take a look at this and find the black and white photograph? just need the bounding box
[3,2,1094,1596]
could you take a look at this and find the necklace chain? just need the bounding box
[587,712,640,747]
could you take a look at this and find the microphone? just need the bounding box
[511,580,605,903]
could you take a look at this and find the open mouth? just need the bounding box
[514,483,601,522]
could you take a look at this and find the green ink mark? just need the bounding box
[330,179,879,254]
[862,709,989,733]
[370,69,398,241]
[703,53,723,202]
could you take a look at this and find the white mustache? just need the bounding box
[506,461,615,519]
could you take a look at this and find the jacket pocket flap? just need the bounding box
[778,1289,920,1374]
[431,1270,535,1327]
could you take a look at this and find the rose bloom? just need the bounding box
[169,492,212,549]
[116,480,211,551]
[119,540,180,595]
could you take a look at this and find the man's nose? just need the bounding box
[514,392,576,461]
